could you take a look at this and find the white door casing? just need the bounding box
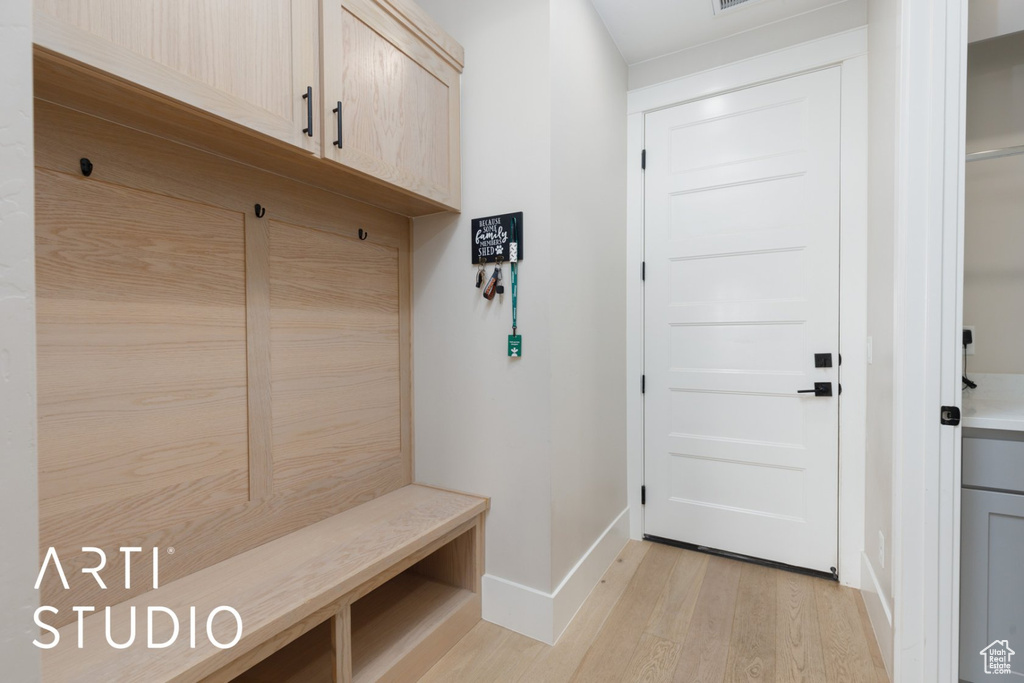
[643,67,842,574]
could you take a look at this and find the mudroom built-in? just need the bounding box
[5,0,992,681]
[30,2,487,681]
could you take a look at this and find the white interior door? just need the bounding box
[643,67,841,574]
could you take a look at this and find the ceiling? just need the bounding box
[589,0,848,65]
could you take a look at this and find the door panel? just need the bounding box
[643,68,841,573]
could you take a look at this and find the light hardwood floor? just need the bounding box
[420,540,889,683]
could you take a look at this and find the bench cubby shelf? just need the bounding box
[43,485,487,683]
[233,526,480,683]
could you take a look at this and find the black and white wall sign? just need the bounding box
[471,212,523,264]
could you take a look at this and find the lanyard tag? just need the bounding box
[508,335,522,358]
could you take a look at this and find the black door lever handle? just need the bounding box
[797,382,833,397]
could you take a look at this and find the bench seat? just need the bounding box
[43,484,489,683]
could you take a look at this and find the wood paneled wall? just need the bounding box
[34,100,412,624]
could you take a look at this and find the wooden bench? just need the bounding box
[43,485,488,683]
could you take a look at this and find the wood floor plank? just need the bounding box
[725,563,776,683]
[646,549,709,643]
[671,555,743,683]
[419,620,545,683]
[621,634,683,683]
[521,540,651,683]
[420,543,884,683]
[814,581,879,683]
[854,589,890,683]
[775,572,826,683]
[570,543,681,682]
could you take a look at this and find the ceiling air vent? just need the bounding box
[711,0,763,13]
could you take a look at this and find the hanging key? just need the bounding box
[482,266,500,300]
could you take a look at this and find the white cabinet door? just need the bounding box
[643,68,841,574]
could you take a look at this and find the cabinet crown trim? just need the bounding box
[377,0,465,71]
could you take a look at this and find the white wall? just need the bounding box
[862,0,900,673]
[549,0,628,593]
[968,0,1024,43]
[963,35,1024,374]
[413,0,627,643]
[412,0,555,594]
[0,0,40,680]
[627,0,867,90]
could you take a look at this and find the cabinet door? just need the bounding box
[34,0,320,154]
[960,488,1024,681]
[321,0,462,210]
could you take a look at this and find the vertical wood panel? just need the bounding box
[399,219,413,481]
[36,172,250,513]
[35,102,413,625]
[413,526,476,591]
[268,220,403,492]
[35,168,250,619]
[334,605,353,683]
[245,213,274,500]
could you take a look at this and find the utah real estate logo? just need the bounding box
[980,639,1015,675]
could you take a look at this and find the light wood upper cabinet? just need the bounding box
[34,0,321,155]
[34,0,462,212]
[321,0,463,210]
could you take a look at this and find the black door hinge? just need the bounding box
[941,405,961,426]
[641,485,646,505]
[641,149,646,170]
[641,375,645,394]
[641,261,645,281]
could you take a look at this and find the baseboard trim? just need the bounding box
[482,507,630,645]
[860,551,894,677]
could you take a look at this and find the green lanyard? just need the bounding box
[508,218,522,357]
[511,218,518,335]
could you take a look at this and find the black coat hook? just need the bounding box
[358,229,368,240]
[254,204,266,218]
[80,158,93,177]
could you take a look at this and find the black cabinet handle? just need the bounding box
[332,101,343,148]
[301,86,313,137]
